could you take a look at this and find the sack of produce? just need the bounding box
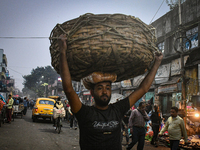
[53,107,65,119]
[19,103,24,110]
[13,105,19,112]
[49,13,158,82]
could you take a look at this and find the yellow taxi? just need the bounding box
[32,98,55,122]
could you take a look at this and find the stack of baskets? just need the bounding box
[49,13,158,82]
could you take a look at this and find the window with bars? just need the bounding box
[185,26,198,50]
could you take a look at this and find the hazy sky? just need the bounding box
[0,0,170,91]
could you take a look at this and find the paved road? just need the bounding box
[0,109,170,150]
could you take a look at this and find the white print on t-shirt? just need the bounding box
[92,121,119,129]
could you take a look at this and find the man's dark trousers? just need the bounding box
[126,126,146,150]
[170,140,180,150]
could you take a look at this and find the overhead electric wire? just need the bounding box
[149,0,165,24]
[0,37,49,39]
[7,67,24,76]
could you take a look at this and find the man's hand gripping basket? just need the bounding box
[49,13,158,82]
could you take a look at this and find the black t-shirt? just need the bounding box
[75,97,130,150]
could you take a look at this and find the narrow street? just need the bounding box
[0,109,170,150]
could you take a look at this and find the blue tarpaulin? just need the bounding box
[0,94,6,103]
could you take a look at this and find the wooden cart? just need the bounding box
[12,103,24,120]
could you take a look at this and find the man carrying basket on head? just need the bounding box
[58,34,163,150]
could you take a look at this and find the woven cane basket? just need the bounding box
[49,13,158,82]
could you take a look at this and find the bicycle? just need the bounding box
[55,116,62,134]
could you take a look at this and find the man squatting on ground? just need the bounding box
[58,34,163,150]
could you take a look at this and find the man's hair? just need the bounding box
[139,101,146,107]
[57,97,61,101]
[171,106,178,113]
[154,105,158,112]
[91,81,112,90]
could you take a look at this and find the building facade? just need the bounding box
[151,0,200,116]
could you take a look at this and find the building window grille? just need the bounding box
[185,26,198,50]
[158,42,165,53]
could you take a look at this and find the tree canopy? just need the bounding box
[22,66,59,97]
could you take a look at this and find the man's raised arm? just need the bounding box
[129,52,163,107]
[58,34,82,113]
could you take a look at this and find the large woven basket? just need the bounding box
[49,13,158,82]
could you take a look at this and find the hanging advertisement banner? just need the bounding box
[155,63,170,84]
[171,58,181,76]
[133,75,145,86]
[171,56,189,76]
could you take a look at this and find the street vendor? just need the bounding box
[158,106,188,150]
[58,34,163,150]
[6,94,14,124]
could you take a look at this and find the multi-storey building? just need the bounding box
[151,0,200,116]
[0,49,8,98]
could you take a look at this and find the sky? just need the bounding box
[0,0,170,91]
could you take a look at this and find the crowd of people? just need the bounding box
[119,100,188,150]
[0,95,34,125]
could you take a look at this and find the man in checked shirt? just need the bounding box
[126,101,149,150]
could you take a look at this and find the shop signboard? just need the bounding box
[83,91,90,95]
[158,83,178,94]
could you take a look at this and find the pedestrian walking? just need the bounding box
[6,94,14,124]
[150,105,161,147]
[63,100,68,121]
[126,101,150,150]
[23,97,28,115]
[122,108,132,145]
[158,106,188,150]
[68,106,78,130]
[58,34,163,149]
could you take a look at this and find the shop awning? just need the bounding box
[158,83,178,95]
[157,77,181,95]
[159,76,180,86]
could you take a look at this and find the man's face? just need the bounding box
[170,109,178,117]
[139,103,146,111]
[92,82,111,107]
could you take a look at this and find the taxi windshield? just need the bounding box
[39,100,54,105]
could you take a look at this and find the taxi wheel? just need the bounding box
[32,116,37,122]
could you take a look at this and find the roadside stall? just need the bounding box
[157,96,200,149]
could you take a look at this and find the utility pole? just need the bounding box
[178,0,187,126]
